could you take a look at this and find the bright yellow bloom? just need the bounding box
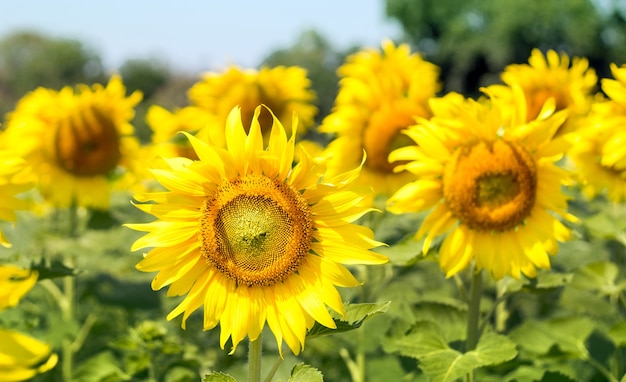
[187,66,317,143]
[569,63,626,202]
[387,86,575,280]
[127,105,387,355]
[491,48,597,135]
[0,266,58,381]
[320,39,441,195]
[2,75,143,209]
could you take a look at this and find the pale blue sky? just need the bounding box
[0,1,402,73]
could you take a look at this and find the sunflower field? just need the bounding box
[4,9,626,382]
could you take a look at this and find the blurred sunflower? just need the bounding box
[2,75,143,209]
[187,66,317,142]
[387,86,575,280]
[0,153,31,247]
[0,265,58,381]
[490,48,597,135]
[569,63,626,202]
[146,105,218,160]
[127,105,387,355]
[320,39,441,195]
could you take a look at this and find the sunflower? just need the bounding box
[146,105,219,160]
[187,66,317,142]
[320,39,441,195]
[2,75,143,209]
[490,48,597,135]
[386,86,575,280]
[127,105,387,355]
[0,152,31,247]
[0,265,58,381]
[569,63,626,202]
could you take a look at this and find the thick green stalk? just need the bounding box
[62,204,79,382]
[466,269,483,351]
[61,274,74,382]
[465,268,483,382]
[248,335,263,382]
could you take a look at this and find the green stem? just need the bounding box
[62,204,79,382]
[262,357,283,382]
[248,335,263,382]
[494,279,508,333]
[465,268,483,382]
[71,311,97,353]
[466,268,483,351]
[586,354,619,382]
[62,272,74,382]
[339,348,361,382]
[356,326,366,382]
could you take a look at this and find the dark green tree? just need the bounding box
[261,29,356,123]
[0,30,105,117]
[385,0,626,95]
[119,58,170,101]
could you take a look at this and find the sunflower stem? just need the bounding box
[262,356,283,382]
[61,272,74,382]
[248,335,263,382]
[495,279,508,332]
[62,204,79,382]
[465,267,483,382]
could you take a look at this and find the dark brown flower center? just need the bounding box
[54,104,121,177]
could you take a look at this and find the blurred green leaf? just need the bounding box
[510,317,595,357]
[306,301,390,339]
[73,351,130,382]
[365,355,412,381]
[503,365,546,382]
[289,363,324,382]
[571,261,624,296]
[30,257,77,279]
[165,366,198,382]
[377,237,424,266]
[583,204,626,245]
[539,371,578,382]
[533,272,574,290]
[608,321,626,347]
[384,321,517,382]
[559,286,617,319]
[411,301,467,342]
[203,372,237,382]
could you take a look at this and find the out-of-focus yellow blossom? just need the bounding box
[320,39,441,196]
[0,266,58,381]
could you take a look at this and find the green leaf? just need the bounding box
[583,204,626,245]
[608,321,626,347]
[510,317,595,357]
[503,365,546,382]
[571,261,623,296]
[73,351,130,382]
[370,209,423,246]
[411,301,467,342]
[539,371,578,382]
[30,257,77,279]
[289,363,324,382]
[202,372,237,382]
[376,236,424,266]
[533,271,574,290]
[384,321,517,382]
[306,301,390,339]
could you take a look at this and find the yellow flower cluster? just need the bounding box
[4,39,626,362]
